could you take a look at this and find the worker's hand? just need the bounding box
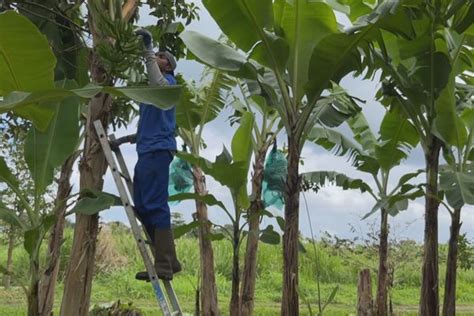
[109,139,120,152]
[135,28,153,50]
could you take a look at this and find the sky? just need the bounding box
[67,1,474,243]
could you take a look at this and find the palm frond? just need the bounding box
[199,67,236,124]
[311,84,362,128]
[307,127,362,165]
[175,79,201,131]
[301,171,373,196]
[176,67,236,131]
[346,112,378,154]
[375,106,419,170]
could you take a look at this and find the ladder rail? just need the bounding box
[94,121,177,316]
[109,134,134,195]
[163,280,182,313]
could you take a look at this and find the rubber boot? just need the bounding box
[135,228,181,281]
[154,228,182,280]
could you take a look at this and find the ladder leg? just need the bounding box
[163,280,182,315]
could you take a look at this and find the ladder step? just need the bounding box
[118,171,131,181]
[109,167,130,182]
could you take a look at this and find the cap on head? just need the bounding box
[156,51,177,71]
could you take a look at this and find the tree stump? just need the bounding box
[358,268,374,316]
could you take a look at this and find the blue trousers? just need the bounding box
[134,150,174,233]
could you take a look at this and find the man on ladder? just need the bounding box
[133,28,181,281]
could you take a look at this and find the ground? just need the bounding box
[1,223,474,315]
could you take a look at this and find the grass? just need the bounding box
[1,222,474,315]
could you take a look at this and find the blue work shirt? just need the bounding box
[136,74,177,154]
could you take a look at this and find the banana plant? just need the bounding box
[438,81,474,316]
[363,1,474,313]
[173,67,236,314]
[0,76,82,315]
[0,107,120,316]
[178,1,415,312]
[303,109,422,316]
[175,68,283,314]
[0,17,83,315]
[0,118,49,290]
[4,3,155,314]
[228,80,283,315]
[2,1,198,313]
[0,11,180,315]
[58,0,199,312]
[8,6,91,312]
[177,112,256,316]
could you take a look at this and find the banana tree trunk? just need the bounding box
[195,282,201,316]
[230,224,241,316]
[192,166,219,316]
[420,137,441,316]
[27,254,40,316]
[376,209,389,316]
[281,135,300,316]
[3,224,15,289]
[442,207,462,316]
[39,153,78,316]
[241,146,269,316]
[60,45,112,315]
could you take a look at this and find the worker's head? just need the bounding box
[155,51,177,75]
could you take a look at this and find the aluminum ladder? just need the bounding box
[94,120,182,316]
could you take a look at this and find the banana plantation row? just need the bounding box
[0,0,473,316]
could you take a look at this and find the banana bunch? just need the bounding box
[96,42,130,76]
[113,19,141,54]
[90,0,143,79]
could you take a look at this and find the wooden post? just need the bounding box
[358,268,373,316]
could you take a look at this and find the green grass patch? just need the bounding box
[2,224,474,315]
